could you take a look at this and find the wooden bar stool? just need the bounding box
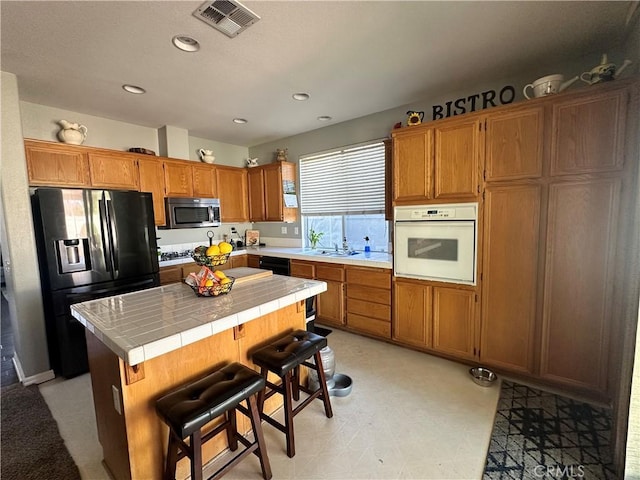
[251,329,333,458]
[155,362,272,480]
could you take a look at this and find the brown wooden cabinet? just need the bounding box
[484,106,544,181]
[433,118,481,199]
[476,81,635,399]
[159,265,183,285]
[392,128,432,203]
[137,157,166,226]
[431,286,476,360]
[480,184,541,374]
[247,255,260,268]
[391,116,481,204]
[24,139,90,187]
[345,266,391,339]
[393,279,431,348]
[393,280,475,359]
[539,178,621,393]
[163,160,194,197]
[315,263,345,327]
[290,260,315,279]
[192,164,217,197]
[247,162,297,222]
[88,151,139,190]
[216,165,249,222]
[247,167,265,222]
[550,88,627,176]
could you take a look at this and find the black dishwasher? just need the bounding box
[259,256,290,275]
[258,256,317,326]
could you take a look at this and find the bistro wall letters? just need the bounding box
[432,85,516,120]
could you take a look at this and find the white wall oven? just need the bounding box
[394,203,478,285]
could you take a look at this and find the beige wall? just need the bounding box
[1,72,51,381]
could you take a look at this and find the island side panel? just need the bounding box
[86,332,132,480]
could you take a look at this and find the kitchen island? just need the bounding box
[71,268,326,480]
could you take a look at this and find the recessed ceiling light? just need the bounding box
[122,84,146,94]
[172,35,200,52]
[292,93,310,101]
[317,116,332,122]
[233,118,248,124]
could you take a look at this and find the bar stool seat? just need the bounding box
[252,329,333,458]
[156,362,272,480]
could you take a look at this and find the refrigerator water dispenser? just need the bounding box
[57,238,89,273]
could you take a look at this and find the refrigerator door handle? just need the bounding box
[98,196,114,275]
[106,198,120,276]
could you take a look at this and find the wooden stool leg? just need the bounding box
[247,394,273,480]
[283,370,296,458]
[226,407,238,451]
[257,366,268,413]
[163,433,180,480]
[292,365,300,401]
[191,430,203,480]
[313,351,334,419]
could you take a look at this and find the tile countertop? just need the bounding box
[159,247,393,269]
[70,270,327,367]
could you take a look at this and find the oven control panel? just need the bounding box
[394,203,477,222]
[410,208,454,219]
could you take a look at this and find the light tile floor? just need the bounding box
[39,328,500,480]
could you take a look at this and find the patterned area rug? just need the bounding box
[484,381,617,479]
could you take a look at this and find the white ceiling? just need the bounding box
[1,1,636,147]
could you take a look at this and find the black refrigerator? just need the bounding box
[31,187,160,378]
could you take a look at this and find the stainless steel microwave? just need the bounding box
[163,197,221,229]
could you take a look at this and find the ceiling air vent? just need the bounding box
[193,0,260,38]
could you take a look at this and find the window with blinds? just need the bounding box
[299,140,386,215]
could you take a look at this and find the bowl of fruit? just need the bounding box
[192,241,234,267]
[184,266,234,297]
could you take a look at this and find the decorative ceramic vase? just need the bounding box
[198,149,215,164]
[58,120,87,145]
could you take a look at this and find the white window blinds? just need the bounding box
[299,140,386,215]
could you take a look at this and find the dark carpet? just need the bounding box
[1,383,81,480]
[484,381,617,480]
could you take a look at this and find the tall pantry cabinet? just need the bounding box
[480,82,634,398]
[391,78,637,400]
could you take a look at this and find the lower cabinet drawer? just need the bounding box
[347,298,390,321]
[347,313,391,338]
[347,284,391,305]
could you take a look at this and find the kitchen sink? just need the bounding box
[312,250,360,257]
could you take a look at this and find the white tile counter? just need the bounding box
[159,247,393,269]
[71,271,326,367]
[245,247,393,268]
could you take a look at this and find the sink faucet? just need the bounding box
[334,243,339,252]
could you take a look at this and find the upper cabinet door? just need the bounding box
[88,152,139,190]
[163,160,194,197]
[192,164,217,198]
[263,165,283,221]
[216,165,248,222]
[485,107,544,181]
[433,118,481,199]
[247,167,266,222]
[550,89,627,175]
[25,140,90,187]
[392,128,433,203]
[137,157,166,226]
